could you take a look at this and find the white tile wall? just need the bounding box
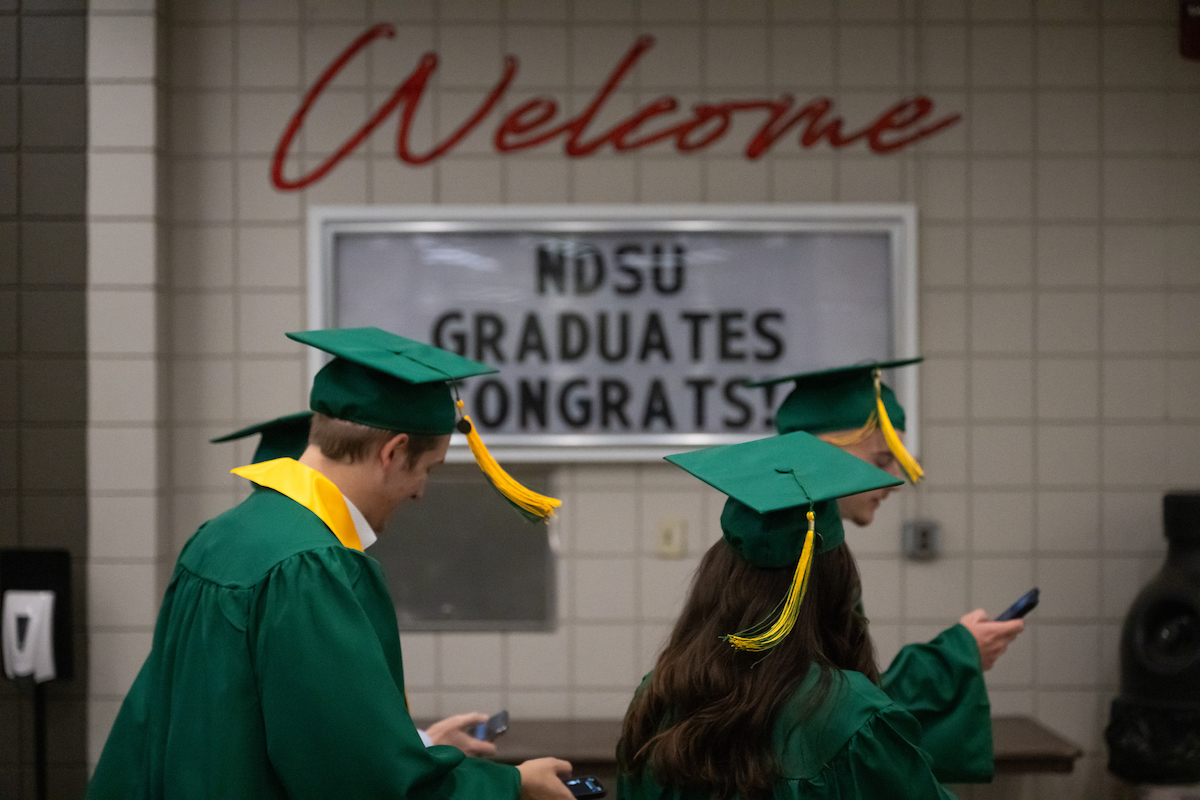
[1036,492,1100,553]
[77,4,1200,797]
[972,491,1033,553]
[973,292,1034,352]
[89,496,158,561]
[904,557,968,620]
[87,3,171,772]
[90,222,158,286]
[88,631,154,696]
[1035,358,1099,419]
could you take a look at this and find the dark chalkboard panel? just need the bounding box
[371,464,556,631]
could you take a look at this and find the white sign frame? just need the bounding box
[307,204,919,463]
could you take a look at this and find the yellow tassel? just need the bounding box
[456,400,562,522]
[874,370,924,483]
[725,511,816,652]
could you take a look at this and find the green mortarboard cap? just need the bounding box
[286,327,498,435]
[210,412,313,464]
[747,358,922,435]
[666,431,902,564]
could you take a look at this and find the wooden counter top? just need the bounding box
[489,719,623,765]
[991,715,1084,774]
[423,715,1082,775]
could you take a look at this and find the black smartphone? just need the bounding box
[996,587,1039,621]
[472,709,509,741]
[564,776,606,798]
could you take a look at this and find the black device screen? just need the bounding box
[565,776,606,798]
[996,587,1039,621]
[473,710,509,741]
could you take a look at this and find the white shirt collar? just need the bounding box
[341,494,378,550]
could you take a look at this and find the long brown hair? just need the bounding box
[617,539,877,800]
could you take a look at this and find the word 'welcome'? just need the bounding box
[272,24,962,191]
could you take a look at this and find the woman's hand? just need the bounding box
[959,609,1024,671]
[517,757,575,800]
[425,712,497,757]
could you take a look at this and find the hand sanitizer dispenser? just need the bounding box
[2,590,57,683]
[0,549,74,683]
[1,549,73,800]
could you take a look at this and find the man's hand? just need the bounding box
[517,757,575,800]
[425,712,496,757]
[960,609,1025,671]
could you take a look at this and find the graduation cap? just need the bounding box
[286,327,560,522]
[211,412,313,464]
[666,431,901,653]
[747,358,924,483]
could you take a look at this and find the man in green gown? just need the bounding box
[88,327,574,800]
[747,360,1025,784]
[619,432,958,799]
[209,410,509,759]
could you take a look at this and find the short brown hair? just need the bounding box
[308,413,444,467]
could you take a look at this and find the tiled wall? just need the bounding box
[0,0,90,796]
[84,0,169,783]
[84,1,1200,798]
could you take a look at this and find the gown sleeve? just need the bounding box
[879,624,993,783]
[809,704,961,800]
[251,549,521,800]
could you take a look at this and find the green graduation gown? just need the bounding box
[86,486,520,800]
[618,664,958,800]
[879,624,993,784]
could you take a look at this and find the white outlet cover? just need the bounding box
[657,517,687,559]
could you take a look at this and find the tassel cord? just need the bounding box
[873,370,925,484]
[724,499,817,653]
[455,398,561,520]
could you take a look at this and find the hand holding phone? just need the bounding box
[472,709,509,741]
[996,588,1039,622]
[960,596,1031,672]
[564,776,606,798]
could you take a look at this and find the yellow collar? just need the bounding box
[231,458,364,552]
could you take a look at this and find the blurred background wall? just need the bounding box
[73,1,1200,799]
[0,0,90,796]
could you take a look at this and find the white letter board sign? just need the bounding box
[309,205,918,462]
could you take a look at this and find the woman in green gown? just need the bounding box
[747,359,1022,784]
[617,432,960,800]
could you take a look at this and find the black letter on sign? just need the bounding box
[559,378,592,428]
[718,311,746,361]
[474,313,507,363]
[685,377,716,428]
[598,312,630,362]
[761,382,778,430]
[537,242,566,294]
[722,377,752,429]
[516,313,550,363]
[651,244,685,295]
[474,379,510,428]
[574,244,605,295]
[681,312,712,361]
[519,378,548,429]
[753,310,785,362]
[432,310,466,355]
[639,311,673,362]
[600,379,632,429]
[642,379,675,430]
[614,245,644,295]
[559,313,590,361]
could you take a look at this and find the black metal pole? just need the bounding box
[33,681,46,800]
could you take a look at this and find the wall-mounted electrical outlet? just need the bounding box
[657,517,687,559]
[902,520,940,561]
